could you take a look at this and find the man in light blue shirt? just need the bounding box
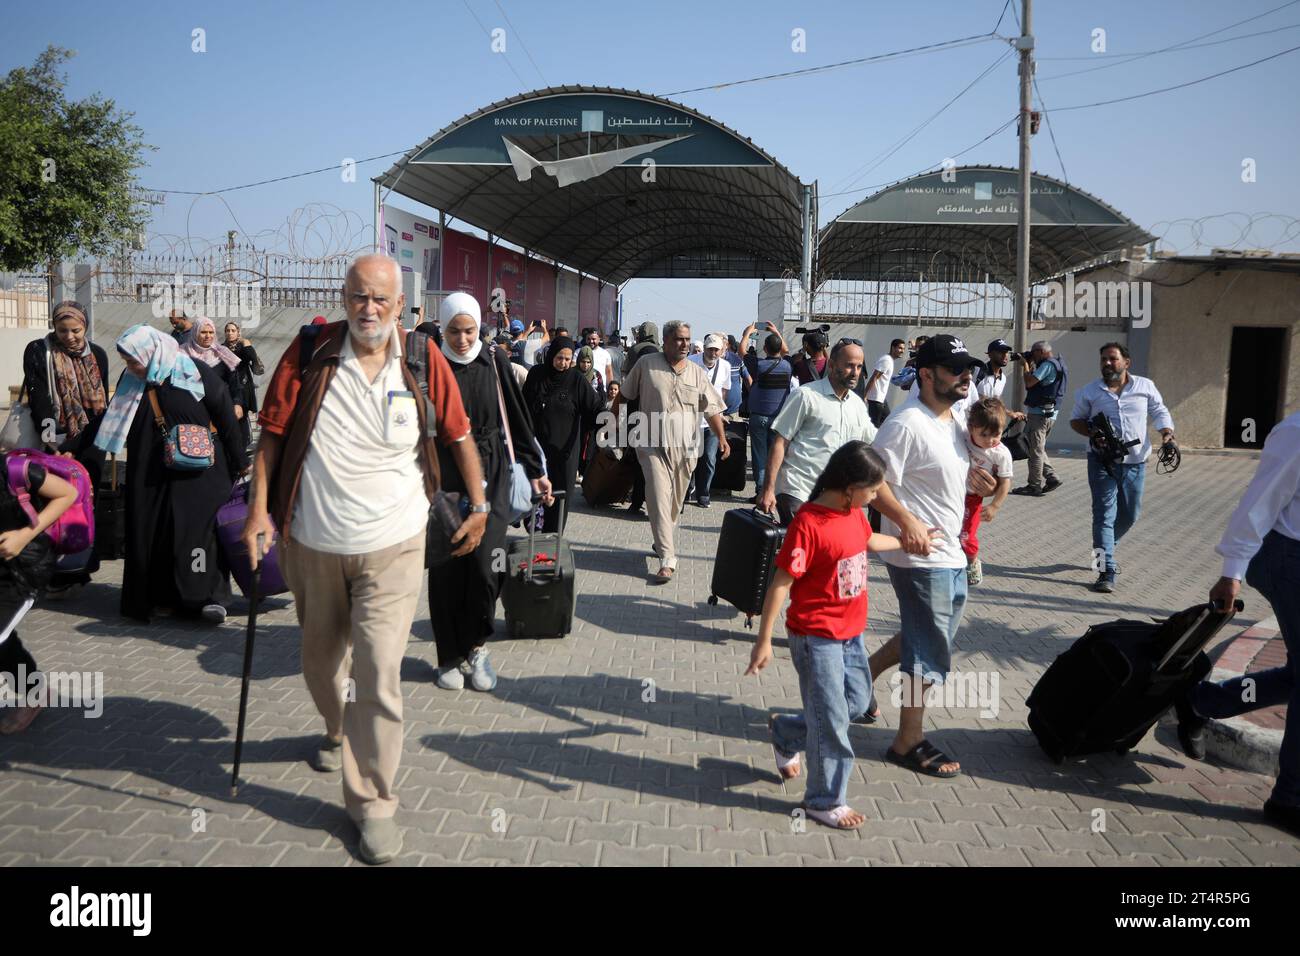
[1069,341,1175,593]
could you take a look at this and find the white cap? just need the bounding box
[704,333,726,351]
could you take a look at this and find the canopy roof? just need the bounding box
[375,86,808,284]
[817,167,1154,286]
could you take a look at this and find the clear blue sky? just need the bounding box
[5,0,1299,336]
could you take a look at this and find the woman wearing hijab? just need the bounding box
[96,325,248,624]
[182,317,246,446]
[575,346,604,479]
[21,301,111,592]
[429,293,550,692]
[523,335,602,534]
[223,321,264,450]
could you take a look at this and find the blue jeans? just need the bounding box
[749,414,774,493]
[1191,531,1300,807]
[886,564,968,681]
[1087,456,1146,573]
[688,429,719,503]
[771,633,873,810]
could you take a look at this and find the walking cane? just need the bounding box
[230,532,265,796]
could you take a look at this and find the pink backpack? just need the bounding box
[4,450,95,555]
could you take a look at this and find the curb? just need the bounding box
[1170,617,1285,776]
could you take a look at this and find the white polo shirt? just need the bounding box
[293,330,429,555]
[772,379,877,501]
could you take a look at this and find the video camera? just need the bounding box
[1088,413,1140,478]
[794,323,831,350]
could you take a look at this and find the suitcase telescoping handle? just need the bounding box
[525,490,566,583]
[1155,598,1244,674]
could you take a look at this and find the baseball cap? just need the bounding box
[703,333,726,351]
[987,338,1012,353]
[914,334,983,372]
[510,319,525,334]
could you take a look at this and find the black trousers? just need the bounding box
[867,400,889,428]
[428,509,507,668]
[776,493,805,528]
[628,453,646,510]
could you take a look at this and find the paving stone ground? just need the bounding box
[2,450,1297,866]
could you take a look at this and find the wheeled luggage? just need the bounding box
[710,420,748,493]
[1026,600,1243,762]
[215,479,289,598]
[582,446,635,506]
[502,491,576,639]
[93,456,127,561]
[707,506,786,628]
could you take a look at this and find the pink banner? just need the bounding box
[492,248,526,321]
[578,276,600,332]
[441,228,489,310]
[599,283,617,338]
[525,258,556,326]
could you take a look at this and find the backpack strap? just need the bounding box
[403,329,438,440]
[297,324,326,379]
[146,388,169,434]
[5,455,41,528]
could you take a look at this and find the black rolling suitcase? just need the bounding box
[502,492,576,639]
[93,456,127,561]
[707,506,785,628]
[710,420,748,493]
[1026,600,1243,762]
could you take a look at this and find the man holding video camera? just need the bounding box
[791,326,831,385]
[1069,342,1175,593]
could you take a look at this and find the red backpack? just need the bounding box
[4,450,95,555]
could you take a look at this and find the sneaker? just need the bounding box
[312,734,343,772]
[357,816,403,865]
[201,603,227,624]
[1092,571,1116,593]
[44,583,83,601]
[1010,485,1044,497]
[466,647,497,692]
[966,557,983,587]
[435,666,465,690]
[698,498,711,509]
[1043,477,1063,492]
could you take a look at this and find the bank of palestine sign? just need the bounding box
[838,168,1128,228]
[411,93,773,187]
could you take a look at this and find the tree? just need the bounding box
[0,46,153,271]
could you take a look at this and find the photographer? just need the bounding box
[1009,341,1066,498]
[1069,342,1175,593]
[791,327,831,385]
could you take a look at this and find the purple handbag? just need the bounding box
[216,480,288,598]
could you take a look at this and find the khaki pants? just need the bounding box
[637,446,697,570]
[1024,413,1058,490]
[280,529,426,821]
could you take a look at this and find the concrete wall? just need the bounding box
[1139,261,1299,447]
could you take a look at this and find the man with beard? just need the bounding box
[866,335,996,776]
[1069,342,1175,593]
[244,254,487,863]
[167,310,193,343]
[757,338,877,527]
[1010,340,1066,497]
[614,319,729,583]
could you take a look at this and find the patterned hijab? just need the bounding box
[181,316,241,370]
[94,325,206,455]
[47,301,107,438]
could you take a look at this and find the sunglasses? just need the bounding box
[836,337,863,347]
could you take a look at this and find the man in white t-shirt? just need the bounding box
[864,339,906,427]
[866,334,995,779]
[686,333,732,507]
[584,328,615,385]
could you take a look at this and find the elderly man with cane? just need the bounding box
[242,254,486,864]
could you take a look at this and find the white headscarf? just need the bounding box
[438,292,483,365]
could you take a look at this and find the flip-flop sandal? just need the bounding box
[652,567,675,584]
[804,805,864,829]
[883,739,961,778]
[853,705,882,725]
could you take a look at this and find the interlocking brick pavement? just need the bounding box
[1,452,1296,865]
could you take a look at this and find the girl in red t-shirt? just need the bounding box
[746,441,937,829]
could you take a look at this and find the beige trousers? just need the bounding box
[637,446,697,570]
[280,529,426,821]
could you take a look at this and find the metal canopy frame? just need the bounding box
[374,86,810,284]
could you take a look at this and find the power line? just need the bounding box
[992,0,1013,36]
[461,0,530,90]
[1045,43,1300,112]
[147,148,415,195]
[493,0,547,87]
[660,33,1000,96]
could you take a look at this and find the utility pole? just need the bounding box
[1011,0,1034,411]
